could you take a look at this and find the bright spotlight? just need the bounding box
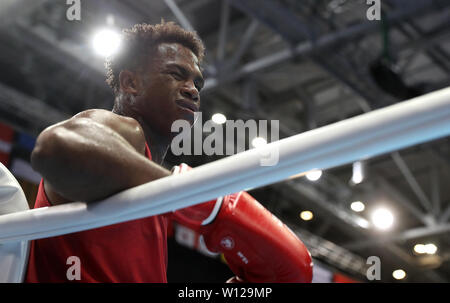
[350,201,365,212]
[356,217,370,229]
[414,244,426,254]
[92,29,121,57]
[371,208,394,230]
[424,243,437,255]
[300,211,314,221]
[252,137,267,148]
[351,161,365,184]
[414,243,438,254]
[306,170,322,181]
[211,113,227,124]
[392,269,406,280]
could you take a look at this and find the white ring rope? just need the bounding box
[0,87,449,244]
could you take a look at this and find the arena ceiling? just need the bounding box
[0,0,449,282]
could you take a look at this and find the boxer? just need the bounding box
[26,22,312,283]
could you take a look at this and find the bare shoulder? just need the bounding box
[73,109,128,122]
[73,109,143,132]
[74,109,146,155]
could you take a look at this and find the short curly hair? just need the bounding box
[105,21,205,95]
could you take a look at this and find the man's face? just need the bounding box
[129,42,204,136]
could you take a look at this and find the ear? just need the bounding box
[119,70,139,95]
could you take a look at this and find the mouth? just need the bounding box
[175,99,199,113]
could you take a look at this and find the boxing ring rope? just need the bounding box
[1,87,450,244]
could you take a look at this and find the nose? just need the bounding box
[180,81,199,102]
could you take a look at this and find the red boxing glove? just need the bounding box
[171,164,313,283]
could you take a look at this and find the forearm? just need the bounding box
[31,116,170,202]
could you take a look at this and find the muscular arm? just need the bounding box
[31,109,170,205]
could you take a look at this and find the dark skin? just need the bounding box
[31,43,204,205]
[29,42,294,284]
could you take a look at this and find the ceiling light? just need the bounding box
[92,29,121,57]
[300,211,313,221]
[211,113,227,124]
[392,269,406,280]
[371,208,394,230]
[351,161,365,184]
[306,169,322,181]
[414,243,437,255]
[414,244,426,254]
[424,243,437,255]
[350,201,365,212]
[252,137,267,148]
[356,217,370,229]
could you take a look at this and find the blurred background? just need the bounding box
[0,0,449,282]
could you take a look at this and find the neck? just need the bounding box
[140,122,170,165]
[112,99,170,165]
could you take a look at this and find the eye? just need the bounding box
[170,72,183,80]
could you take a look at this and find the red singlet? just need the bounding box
[25,144,169,282]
